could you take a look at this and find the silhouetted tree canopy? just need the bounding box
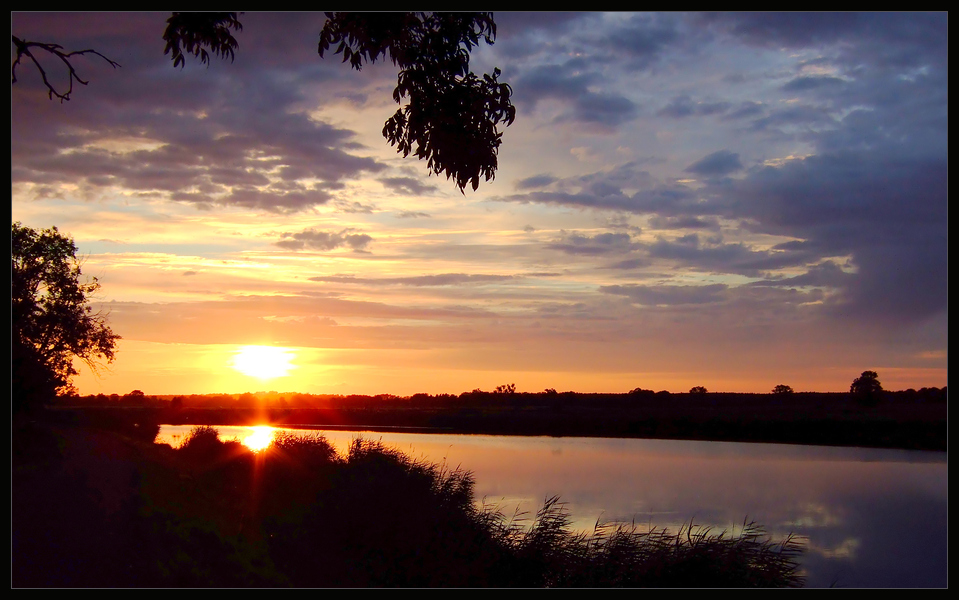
[162,12,243,69]
[12,12,515,193]
[12,222,120,412]
[772,384,794,395]
[319,12,515,193]
[689,386,708,395]
[850,370,883,405]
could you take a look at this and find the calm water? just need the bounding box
[158,425,947,588]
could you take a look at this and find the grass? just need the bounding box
[13,417,805,587]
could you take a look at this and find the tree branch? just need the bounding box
[11,35,120,102]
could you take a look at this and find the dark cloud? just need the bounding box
[646,234,813,277]
[494,183,698,217]
[515,174,559,190]
[658,95,732,119]
[648,215,721,231]
[11,13,392,213]
[684,150,744,177]
[746,104,836,134]
[601,283,729,306]
[395,211,431,219]
[712,152,947,323]
[379,177,438,196]
[698,12,947,72]
[512,63,638,128]
[276,228,373,252]
[604,257,650,270]
[334,200,377,214]
[724,101,766,120]
[749,261,853,289]
[782,75,846,92]
[309,273,515,287]
[547,231,636,256]
[599,12,685,71]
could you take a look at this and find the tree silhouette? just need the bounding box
[850,370,883,405]
[319,12,515,192]
[162,12,243,69]
[772,384,794,395]
[12,222,120,413]
[12,12,514,193]
[689,386,708,395]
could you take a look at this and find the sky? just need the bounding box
[11,12,947,396]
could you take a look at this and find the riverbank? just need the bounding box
[13,417,805,587]
[52,391,947,451]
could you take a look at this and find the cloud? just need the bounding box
[782,75,846,92]
[276,228,373,252]
[334,200,376,214]
[749,261,853,289]
[547,231,636,256]
[380,177,438,196]
[601,283,729,306]
[515,174,559,190]
[512,63,638,128]
[648,215,721,231]
[11,13,392,213]
[308,273,515,287]
[710,152,947,322]
[658,95,732,119]
[684,150,744,177]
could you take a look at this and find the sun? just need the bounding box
[231,345,296,380]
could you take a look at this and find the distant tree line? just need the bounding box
[61,384,946,411]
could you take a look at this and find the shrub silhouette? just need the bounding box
[15,422,805,587]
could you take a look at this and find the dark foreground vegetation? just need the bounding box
[13,411,805,587]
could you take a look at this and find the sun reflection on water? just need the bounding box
[242,426,276,452]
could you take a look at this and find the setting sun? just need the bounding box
[231,346,297,380]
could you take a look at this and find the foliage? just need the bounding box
[495,383,517,394]
[12,222,120,412]
[689,386,708,395]
[772,384,794,395]
[14,12,514,193]
[850,370,883,405]
[180,425,221,455]
[162,12,243,69]
[15,421,805,587]
[319,12,515,193]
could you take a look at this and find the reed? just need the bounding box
[14,421,806,587]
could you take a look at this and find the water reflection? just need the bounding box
[241,426,276,452]
[156,426,946,588]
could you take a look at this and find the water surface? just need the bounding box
[158,425,947,588]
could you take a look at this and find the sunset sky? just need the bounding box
[11,12,947,396]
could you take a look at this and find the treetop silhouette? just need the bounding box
[12,222,120,412]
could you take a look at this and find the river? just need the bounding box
[158,424,947,588]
